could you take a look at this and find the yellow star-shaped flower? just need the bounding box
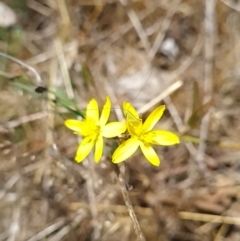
[112,102,180,166]
[65,97,126,163]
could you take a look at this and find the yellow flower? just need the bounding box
[65,97,126,163]
[112,102,179,166]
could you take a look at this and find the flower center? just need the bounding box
[83,118,101,137]
[90,124,101,136]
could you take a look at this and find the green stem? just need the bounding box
[180,134,240,150]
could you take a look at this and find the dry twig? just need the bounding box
[116,164,146,241]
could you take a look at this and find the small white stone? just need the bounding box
[160,38,180,58]
[0,2,16,28]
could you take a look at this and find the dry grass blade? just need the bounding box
[148,0,181,60]
[54,39,74,99]
[138,80,183,114]
[83,157,101,241]
[48,212,86,241]
[3,112,47,129]
[26,219,66,241]
[179,212,240,226]
[119,0,150,52]
[195,0,216,172]
[220,0,240,12]
[0,52,42,85]
[7,206,20,241]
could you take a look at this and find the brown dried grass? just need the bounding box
[1,0,240,240]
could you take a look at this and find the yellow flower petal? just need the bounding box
[102,122,126,138]
[99,96,111,126]
[139,142,160,166]
[65,119,88,136]
[145,130,180,146]
[143,105,165,131]
[127,117,143,137]
[123,102,140,119]
[75,137,94,163]
[95,135,103,163]
[86,98,99,122]
[112,137,140,163]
